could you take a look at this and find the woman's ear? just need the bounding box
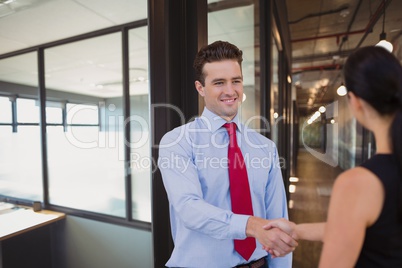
[348,91,362,111]
[195,81,205,97]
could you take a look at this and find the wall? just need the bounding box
[54,216,153,268]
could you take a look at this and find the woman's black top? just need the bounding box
[355,154,402,267]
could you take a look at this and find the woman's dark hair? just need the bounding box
[193,40,243,86]
[343,46,402,219]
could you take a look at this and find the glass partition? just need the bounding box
[271,37,279,144]
[0,53,43,201]
[45,33,126,217]
[0,1,151,224]
[128,26,151,222]
[208,0,261,130]
[0,96,12,123]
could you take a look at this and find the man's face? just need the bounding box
[195,60,243,121]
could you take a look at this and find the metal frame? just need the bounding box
[148,0,207,266]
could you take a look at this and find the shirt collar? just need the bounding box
[200,107,242,133]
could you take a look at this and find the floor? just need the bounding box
[288,149,343,268]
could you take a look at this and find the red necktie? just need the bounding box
[223,123,256,261]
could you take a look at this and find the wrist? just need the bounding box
[245,216,256,237]
[245,216,266,238]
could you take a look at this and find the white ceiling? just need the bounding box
[0,0,149,98]
[0,0,147,53]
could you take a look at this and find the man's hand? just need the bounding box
[263,218,298,239]
[261,218,298,257]
[246,216,298,257]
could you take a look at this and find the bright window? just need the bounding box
[46,33,126,217]
[0,53,43,201]
[0,97,12,123]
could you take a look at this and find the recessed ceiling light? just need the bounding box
[340,9,350,18]
[289,177,299,182]
[337,85,347,96]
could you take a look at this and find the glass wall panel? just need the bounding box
[0,126,12,132]
[17,98,39,123]
[129,26,151,222]
[66,103,99,125]
[0,53,42,201]
[208,1,261,129]
[45,33,126,217]
[46,107,63,124]
[0,96,12,123]
[338,95,360,169]
[271,37,279,144]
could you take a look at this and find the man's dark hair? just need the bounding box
[193,41,243,86]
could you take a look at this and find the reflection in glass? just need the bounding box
[208,1,261,130]
[46,33,126,217]
[0,53,42,201]
[271,37,279,144]
[338,95,360,169]
[129,26,151,222]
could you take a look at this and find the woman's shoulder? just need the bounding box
[334,167,380,189]
[332,166,384,226]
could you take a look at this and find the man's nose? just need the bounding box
[223,83,236,95]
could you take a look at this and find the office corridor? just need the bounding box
[288,149,343,268]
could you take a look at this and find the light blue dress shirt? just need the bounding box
[158,108,292,268]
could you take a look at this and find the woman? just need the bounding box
[267,46,402,267]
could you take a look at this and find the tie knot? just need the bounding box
[223,122,236,136]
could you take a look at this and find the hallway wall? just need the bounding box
[289,149,343,268]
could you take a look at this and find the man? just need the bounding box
[158,41,296,267]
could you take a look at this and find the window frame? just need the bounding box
[0,19,151,231]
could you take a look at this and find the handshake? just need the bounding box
[246,217,324,258]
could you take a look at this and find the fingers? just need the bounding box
[263,218,293,233]
[262,247,282,259]
[272,249,280,258]
[251,217,299,258]
[261,228,298,257]
[262,218,286,230]
[263,218,298,241]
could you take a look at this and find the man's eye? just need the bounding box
[233,80,242,84]
[214,81,224,85]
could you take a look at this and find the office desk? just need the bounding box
[0,203,65,268]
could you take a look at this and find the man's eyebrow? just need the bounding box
[210,78,225,83]
[210,76,243,83]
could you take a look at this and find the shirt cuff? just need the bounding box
[230,214,251,239]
